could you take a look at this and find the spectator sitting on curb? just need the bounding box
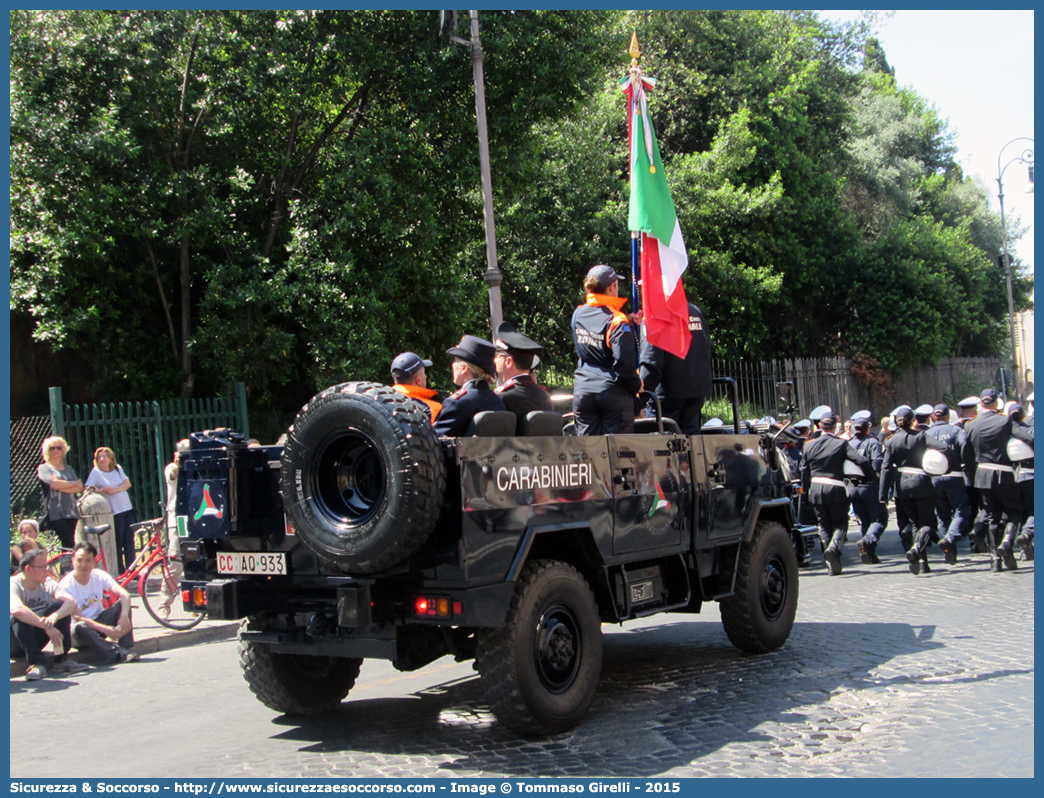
[10,549,88,680]
[11,519,42,575]
[59,541,139,664]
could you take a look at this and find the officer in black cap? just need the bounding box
[493,321,553,430]
[433,335,506,438]
[925,402,969,564]
[963,388,1032,570]
[571,265,642,435]
[847,414,888,564]
[880,406,949,574]
[639,301,713,435]
[799,411,869,575]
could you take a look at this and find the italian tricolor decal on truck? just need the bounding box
[649,480,670,516]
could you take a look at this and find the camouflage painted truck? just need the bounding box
[176,379,803,735]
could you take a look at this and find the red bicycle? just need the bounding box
[83,517,204,631]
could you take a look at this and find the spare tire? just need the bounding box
[280,382,446,574]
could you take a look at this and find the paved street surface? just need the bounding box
[9,535,1033,778]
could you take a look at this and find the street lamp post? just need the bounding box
[996,137,1034,400]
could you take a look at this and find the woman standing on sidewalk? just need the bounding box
[86,447,136,574]
[37,437,82,549]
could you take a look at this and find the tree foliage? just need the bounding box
[10,9,1030,410]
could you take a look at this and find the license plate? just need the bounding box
[217,551,286,575]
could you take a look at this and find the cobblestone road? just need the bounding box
[9,535,1033,778]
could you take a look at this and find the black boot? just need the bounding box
[920,549,931,573]
[997,523,1019,571]
[906,527,932,575]
[1015,530,1034,561]
[824,530,844,575]
[857,537,873,565]
[939,536,958,566]
[899,529,914,553]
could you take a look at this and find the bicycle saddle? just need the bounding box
[83,524,111,536]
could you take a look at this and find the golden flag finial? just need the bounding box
[629,32,641,68]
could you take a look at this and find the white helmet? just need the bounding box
[922,448,949,476]
[1007,438,1034,462]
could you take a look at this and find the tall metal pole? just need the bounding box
[996,137,1034,400]
[468,10,503,337]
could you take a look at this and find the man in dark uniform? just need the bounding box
[848,414,888,564]
[1009,403,1034,561]
[799,412,869,575]
[955,395,988,553]
[963,388,1032,571]
[571,265,642,435]
[925,403,969,564]
[880,406,949,575]
[433,335,506,438]
[492,321,553,431]
[639,302,713,434]
[808,406,832,439]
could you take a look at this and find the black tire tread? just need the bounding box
[282,381,446,574]
[239,618,362,715]
[475,559,600,736]
[720,521,798,654]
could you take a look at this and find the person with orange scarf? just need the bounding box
[570,265,643,435]
[390,352,442,423]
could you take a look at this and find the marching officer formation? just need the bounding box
[384,264,1034,580]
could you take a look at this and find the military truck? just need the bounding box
[177,379,803,735]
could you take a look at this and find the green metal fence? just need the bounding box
[48,383,248,521]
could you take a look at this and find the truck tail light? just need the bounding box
[188,587,207,609]
[413,596,454,618]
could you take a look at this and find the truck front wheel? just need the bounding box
[720,521,799,653]
[240,621,363,714]
[476,560,602,736]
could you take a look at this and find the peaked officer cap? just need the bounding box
[447,335,498,378]
[957,396,980,408]
[495,321,544,356]
[914,404,934,416]
[793,419,812,430]
[809,405,832,422]
[851,410,872,422]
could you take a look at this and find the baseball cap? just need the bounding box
[980,388,999,404]
[390,352,432,380]
[585,264,625,293]
[893,406,915,422]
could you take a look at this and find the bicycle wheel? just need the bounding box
[141,560,204,630]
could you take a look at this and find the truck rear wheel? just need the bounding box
[240,620,362,715]
[720,521,799,653]
[475,560,602,736]
[281,381,446,574]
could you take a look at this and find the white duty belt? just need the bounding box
[978,463,1014,473]
[1018,467,1033,476]
[811,477,847,487]
[900,467,926,475]
[938,471,965,479]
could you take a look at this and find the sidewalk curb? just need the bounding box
[10,621,239,678]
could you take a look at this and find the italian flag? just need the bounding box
[624,75,692,359]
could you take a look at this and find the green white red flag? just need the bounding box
[623,72,691,358]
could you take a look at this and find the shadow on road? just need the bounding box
[264,619,1013,776]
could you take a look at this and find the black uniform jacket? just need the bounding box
[433,379,506,438]
[880,428,947,502]
[963,411,1033,489]
[925,420,967,475]
[571,299,641,397]
[800,433,867,505]
[495,373,553,428]
[639,302,713,400]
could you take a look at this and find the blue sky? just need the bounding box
[821,9,1035,273]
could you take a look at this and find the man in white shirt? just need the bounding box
[59,542,139,663]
